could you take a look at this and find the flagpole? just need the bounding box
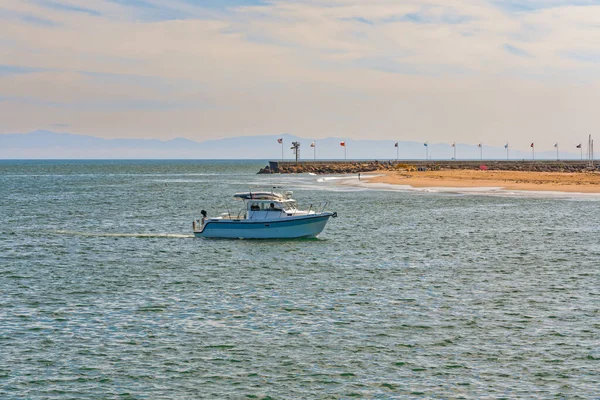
[589,135,592,165]
[453,144,456,160]
[396,144,399,161]
[281,141,284,161]
[314,143,316,161]
[480,143,483,161]
[588,138,593,166]
[556,143,559,161]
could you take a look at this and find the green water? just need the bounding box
[1,160,599,398]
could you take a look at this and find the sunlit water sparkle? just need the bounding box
[1,160,599,399]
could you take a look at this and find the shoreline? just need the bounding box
[360,170,600,194]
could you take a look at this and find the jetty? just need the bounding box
[258,160,597,174]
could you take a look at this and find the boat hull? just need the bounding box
[194,213,334,239]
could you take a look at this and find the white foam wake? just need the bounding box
[54,230,194,238]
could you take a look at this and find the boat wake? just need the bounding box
[54,230,194,238]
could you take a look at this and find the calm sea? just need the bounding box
[1,160,599,399]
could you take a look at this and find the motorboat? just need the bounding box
[193,189,337,239]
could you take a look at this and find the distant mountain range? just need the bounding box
[0,130,583,160]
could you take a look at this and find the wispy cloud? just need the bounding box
[32,0,102,16]
[0,64,50,75]
[504,44,532,57]
[562,50,600,63]
[1,0,600,149]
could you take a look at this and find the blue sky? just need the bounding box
[1,0,600,150]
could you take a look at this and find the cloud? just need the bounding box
[1,0,600,150]
[504,44,532,57]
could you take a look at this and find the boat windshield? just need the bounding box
[281,201,297,211]
[248,201,283,211]
[247,200,297,212]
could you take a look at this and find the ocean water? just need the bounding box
[1,160,599,399]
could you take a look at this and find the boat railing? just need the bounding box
[308,202,329,214]
[287,201,328,216]
[220,208,246,220]
[319,202,328,213]
[306,202,329,214]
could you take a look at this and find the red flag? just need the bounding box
[530,142,534,147]
[277,138,283,144]
[340,141,346,147]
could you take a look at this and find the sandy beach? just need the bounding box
[365,169,600,193]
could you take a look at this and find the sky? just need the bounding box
[1,0,600,151]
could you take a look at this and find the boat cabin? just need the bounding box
[246,199,299,217]
[231,191,312,220]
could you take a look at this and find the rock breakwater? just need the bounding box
[258,161,397,174]
[258,160,597,174]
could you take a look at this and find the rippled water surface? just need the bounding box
[1,160,599,399]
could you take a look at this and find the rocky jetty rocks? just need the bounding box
[258,161,595,174]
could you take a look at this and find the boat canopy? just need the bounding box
[233,191,289,201]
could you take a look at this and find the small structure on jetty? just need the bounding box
[258,160,598,174]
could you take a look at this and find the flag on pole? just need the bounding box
[504,143,509,149]
[340,141,346,147]
[424,142,428,147]
[576,143,582,148]
[554,142,558,148]
[451,142,455,147]
[310,142,315,148]
[394,142,398,147]
[277,138,283,144]
[477,142,482,148]
[531,142,534,147]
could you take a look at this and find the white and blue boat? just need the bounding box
[193,189,337,239]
